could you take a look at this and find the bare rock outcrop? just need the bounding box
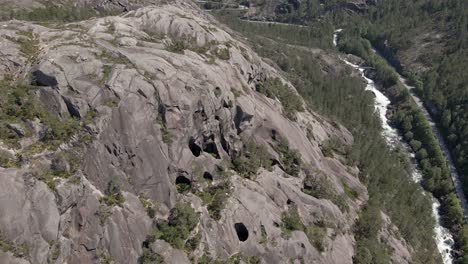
[379,212,413,264]
[0,1,372,263]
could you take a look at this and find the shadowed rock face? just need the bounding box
[0,0,387,263]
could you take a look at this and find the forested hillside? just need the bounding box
[217,0,468,261]
[350,0,468,202]
[216,10,441,263]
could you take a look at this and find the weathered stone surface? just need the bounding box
[0,1,388,263]
[0,251,30,264]
[379,212,413,264]
[6,124,25,137]
[0,169,59,264]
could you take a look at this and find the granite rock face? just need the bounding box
[0,1,378,263]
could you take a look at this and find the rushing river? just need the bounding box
[333,30,454,264]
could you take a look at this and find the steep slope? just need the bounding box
[0,0,155,13]
[0,1,370,263]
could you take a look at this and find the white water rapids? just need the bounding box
[333,30,454,263]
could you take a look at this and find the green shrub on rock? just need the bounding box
[281,206,327,251]
[101,180,125,207]
[152,203,199,249]
[197,180,231,220]
[232,141,272,179]
[256,78,303,119]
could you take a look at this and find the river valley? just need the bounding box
[334,30,455,264]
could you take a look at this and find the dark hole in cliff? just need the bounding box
[32,70,58,87]
[287,199,293,205]
[234,223,249,242]
[204,142,220,159]
[223,99,233,108]
[234,105,253,135]
[203,172,213,181]
[176,175,191,193]
[234,105,244,134]
[271,159,280,167]
[214,87,222,97]
[221,134,230,154]
[203,135,220,159]
[189,138,202,157]
[271,129,277,140]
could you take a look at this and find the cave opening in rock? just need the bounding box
[203,171,213,181]
[234,223,249,242]
[176,175,192,193]
[189,138,202,157]
[203,141,220,159]
[203,135,220,159]
[271,129,278,140]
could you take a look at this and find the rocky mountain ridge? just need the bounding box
[0,0,414,263]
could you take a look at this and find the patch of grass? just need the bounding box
[281,206,327,251]
[0,232,29,258]
[185,232,201,252]
[156,115,172,144]
[5,30,40,62]
[38,171,62,190]
[320,136,348,158]
[302,170,335,199]
[232,141,272,179]
[0,124,21,149]
[255,78,303,119]
[97,204,113,225]
[0,152,20,168]
[142,30,165,43]
[101,65,112,84]
[139,196,156,218]
[231,88,242,98]
[334,194,349,213]
[176,180,191,194]
[138,246,163,264]
[151,203,199,249]
[281,206,303,234]
[100,253,116,264]
[214,47,230,60]
[196,180,231,220]
[48,240,60,262]
[101,180,125,207]
[165,40,188,54]
[192,161,205,180]
[50,151,79,178]
[217,159,234,178]
[103,100,119,108]
[0,77,83,152]
[306,225,327,252]
[343,181,359,200]
[96,51,132,66]
[260,224,268,244]
[274,138,301,177]
[302,170,349,212]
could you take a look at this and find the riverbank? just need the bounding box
[335,29,467,263]
[337,44,455,263]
